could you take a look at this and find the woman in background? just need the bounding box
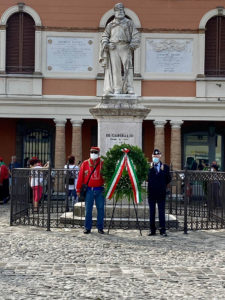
[64,155,79,211]
[30,157,49,213]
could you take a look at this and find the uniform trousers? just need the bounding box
[149,200,166,234]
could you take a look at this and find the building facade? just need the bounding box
[1,0,225,170]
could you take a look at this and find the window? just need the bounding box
[184,132,222,170]
[6,12,35,73]
[205,16,225,77]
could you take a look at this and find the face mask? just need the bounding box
[90,153,99,160]
[153,157,160,164]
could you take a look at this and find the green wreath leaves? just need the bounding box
[101,144,149,201]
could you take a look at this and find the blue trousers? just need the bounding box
[149,201,166,234]
[68,189,77,205]
[85,187,105,231]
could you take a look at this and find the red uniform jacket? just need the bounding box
[76,158,104,193]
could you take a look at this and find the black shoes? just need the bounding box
[148,231,168,237]
[83,229,105,234]
[160,232,168,237]
[148,232,156,236]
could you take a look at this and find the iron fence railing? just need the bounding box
[10,167,225,232]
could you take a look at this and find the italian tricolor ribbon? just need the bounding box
[105,148,142,204]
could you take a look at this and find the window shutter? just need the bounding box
[6,12,35,74]
[205,16,225,77]
[219,17,225,76]
[22,13,35,73]
[6,13,20,73]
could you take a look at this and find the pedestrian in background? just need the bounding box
[0,157,9,203]
[208,161,221,209]
[29,157,49,213]
[76,146,105,234]
[148,149,171,237]
[8,155,20,192]
[64,155,79,211]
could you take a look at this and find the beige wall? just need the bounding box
[43,79,96,96]
[42,80,196,97]
[142,81,196,97]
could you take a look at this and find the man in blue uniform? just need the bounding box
[148,149,171,237]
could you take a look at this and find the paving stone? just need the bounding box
[0,202,225,299]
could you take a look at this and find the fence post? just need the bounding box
[10,169,14,226]
[47,162,51,231]
[183,168,188,234]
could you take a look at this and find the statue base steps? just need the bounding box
[60,202,178,229]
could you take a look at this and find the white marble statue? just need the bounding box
[99,3,140,96]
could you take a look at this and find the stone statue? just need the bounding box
[99,3,140,96]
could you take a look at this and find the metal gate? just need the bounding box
[10,168,225,232]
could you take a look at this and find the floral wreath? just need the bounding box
[101,144,149,203]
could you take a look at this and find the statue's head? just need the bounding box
[114,3,125,20]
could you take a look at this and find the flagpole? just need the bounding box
[107,198,118,234]
[132,198,142,236]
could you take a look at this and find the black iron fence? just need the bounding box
[10,167,225,232]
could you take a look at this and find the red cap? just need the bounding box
[90,146,100,152]
[0,156,3,161]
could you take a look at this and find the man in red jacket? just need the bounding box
[76,146,105,234]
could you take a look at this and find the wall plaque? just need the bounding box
[47,37,94,72]
[146,39,193,73]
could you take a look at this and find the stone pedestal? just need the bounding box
[90,95,150,155]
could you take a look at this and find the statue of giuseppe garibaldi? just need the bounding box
[99,3,140,96]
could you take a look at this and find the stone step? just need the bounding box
[60,213,178,229]
[59,203,178,228]
[73,202,177,219]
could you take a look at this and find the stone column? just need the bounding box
[153,120,167,163]
[71,119,83,163]
[170,120,183,170]
[54,118,66,168]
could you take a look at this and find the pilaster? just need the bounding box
[170,120,183,170]
[153,120,167,163]
[71,119,83,164]
[54,118,66,168]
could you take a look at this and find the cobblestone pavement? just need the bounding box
[0,202,225,300]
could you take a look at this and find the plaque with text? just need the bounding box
[146,39,193,73]
[47,37,94,72]
[105,133,135,150]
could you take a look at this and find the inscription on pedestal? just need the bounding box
[106,133,135,150]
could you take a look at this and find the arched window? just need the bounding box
[205,16,225,77]
[6,12,35,73]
